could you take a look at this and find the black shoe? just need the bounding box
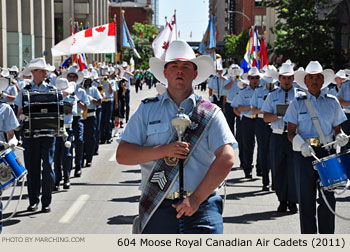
[41,206,51,213]
[288,202,298,213]
[262,185,270,191]
[74,168,82,177]
[256,172,262,177]
[27,203,38,212]
[245,173,252,179]
[94,151,99,156]
[63,181,70,189]
[277,202,288,212]
[85,162,91,167]
[53,182,60,192]
[106,139,112,144]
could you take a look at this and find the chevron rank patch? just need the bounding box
[150,170,167,190]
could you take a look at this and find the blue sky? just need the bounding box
[158,0,209,42]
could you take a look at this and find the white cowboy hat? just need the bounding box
[0,77,9,91]
[61,66,84,84]
[263,65,278,83]
[242,67,263,81]
[25,57,55,72]
[156,82,167,95]
[0,68,10,78]
[271,63,294,81]
[55,78,75,94]
[82,69,92,79]
[90,69,99,80]
[9,66,19,72]
[294,61,334,90]
[237,78,249,89]
[284,59,295,68]
[296,67,304,72]
[331,69,347,84]
[345,69,350,80]
[228,64,243,78]
[149,40,214,86]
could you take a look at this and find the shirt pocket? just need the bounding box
[146,122,170,146]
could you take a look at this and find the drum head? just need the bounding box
[0,77,9,91]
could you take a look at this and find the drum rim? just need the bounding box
[312,152,339,165]
[0,148,12,157]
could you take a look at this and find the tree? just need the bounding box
[264,0,338,67]
[223,30,249,65]
[122,22,159,70]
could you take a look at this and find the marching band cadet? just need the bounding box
[100,67,114,144]
[236,67,261,178]
[250,66,276,188]
[121,62,134,125]
[90,69,103,155]
[0,79,19,233]
[261,63,298,211]
[223,64,242,136]
[284,61,347,233]
[326,69,347,96]
[63,67,90,177]
[0,68,18,111]
[53,78,76,190]
[208,62,227,110]
[117,40,236,234]
[82,71,102,167]
[14,58,57,213]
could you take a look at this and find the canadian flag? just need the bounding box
[152,14,176,60]
[51,22,116,57]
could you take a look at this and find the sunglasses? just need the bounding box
[250,76,260,80]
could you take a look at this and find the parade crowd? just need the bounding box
[1,40,350,234]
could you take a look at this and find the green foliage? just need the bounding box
[223,30,249,63]
[264,0,337,67]
[122,22,159,70]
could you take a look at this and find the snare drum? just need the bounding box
[22,91,64,137]
[0,148,27,191]
[312,152,350,190]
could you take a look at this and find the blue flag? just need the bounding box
[122,16,141,58]
[199,15,216,60]
[62,56,71,68]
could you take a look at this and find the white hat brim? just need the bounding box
[0,77,9,91]
[294,69,334,90]
[61,70,84,85]
[149,55,215,86]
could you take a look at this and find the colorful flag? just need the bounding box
[51,22,116,56]
[260,29,269,68]
[140,31,143,39]
[62,56,71,68]
[129,57,135,73]
[122,15,141,58]
[199,15,216,60]
[77,53,88,71]
[152,31,155,39]
[152,13,176,60]
[240,28,254,73]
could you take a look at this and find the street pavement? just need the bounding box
[2,83,350,234]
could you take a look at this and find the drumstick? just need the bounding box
[311,152,321,162]
[322,135,350,148]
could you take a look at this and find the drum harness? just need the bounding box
[304,98,350,221]
[0,140,26,223]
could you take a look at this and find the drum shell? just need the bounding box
[312,152,350,189]
[0,149,27,191]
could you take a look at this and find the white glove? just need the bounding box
[8,137,18,148]
[334,132,349,147]
[88,95,94,102]
[209,96,214,102]
[300,143,315,157]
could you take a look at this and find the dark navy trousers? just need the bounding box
[83,115,97,163]
[240,116,257,176]
[73,116,84,168]
[224,103,235,136]
[269,133,297,202]
[101,101,113,142]
[293,147,335,234]
[54,128,73,182]
[23,137,55,206]
[142,194,223,234]
[95,107,102,153]
[255,118,271,182]
[235,116,246,169]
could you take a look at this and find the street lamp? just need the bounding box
[227,10,253,28]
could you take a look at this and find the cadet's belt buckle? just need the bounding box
[166,191,192,200]
[253,114,257,119]
[308,137,321,147]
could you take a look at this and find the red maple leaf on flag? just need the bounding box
[95,26,106,33]
[162,41,169,50]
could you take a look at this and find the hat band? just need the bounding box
[168,57,193,61]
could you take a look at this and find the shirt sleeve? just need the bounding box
[120,104,147,145]
[261,94,274,113]
[283,99,298,124]
[3,105,19,132]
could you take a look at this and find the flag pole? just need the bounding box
[120,9,125,63]
[114,14,118,64]
[174,9,177,40]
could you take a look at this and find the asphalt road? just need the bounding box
[2,83,350,234]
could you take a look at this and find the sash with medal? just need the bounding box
[138,98,220,233]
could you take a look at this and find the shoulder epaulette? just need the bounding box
[270,88,277,93]
[142,97,159,104]
[296,94,307,100]
[325,93,336,99]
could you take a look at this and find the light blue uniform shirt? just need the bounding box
[284,91,347,139]
[323,84,339,97]
[224,78,240,103]
[337,80,350,110]
[261,87,297,130]
[63,94,78,124]
[121,91,237,193]
[123,72,133,89]
[208,74,226,98]
[250,84,274,110]
[0,103,19,142]
[15,81,57,108]
[74,85,90,117]
[101,79,114,100]
[235,85,255,117]
[86,86,102,110]
[0,83,18,104]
